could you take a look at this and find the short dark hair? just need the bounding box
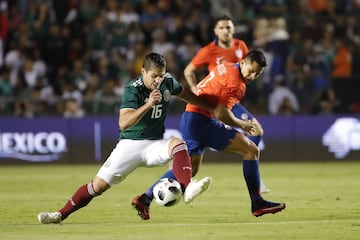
[143,53,166,70]
[244,49,267,67]
[213,15,233,27]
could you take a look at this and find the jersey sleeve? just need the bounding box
[191,45,210,68]
[239,40,249,55]
[120,84,139,109]
[164,73,183,95]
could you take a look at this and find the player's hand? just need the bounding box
[148,89,162,105]
[240,120,253,131]
[249,118,264,136]
[241,120,257,136]
[242,119,263,136]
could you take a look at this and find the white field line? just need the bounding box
[119,219,360,227]
[1,218,359,228]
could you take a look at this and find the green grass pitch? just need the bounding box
[1,162,360,240]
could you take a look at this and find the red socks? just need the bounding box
[58,144,192,220]
[171,143,192,189]
[59,182,99,220]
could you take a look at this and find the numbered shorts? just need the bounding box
[180,112,238,156]
[96,139,171,185]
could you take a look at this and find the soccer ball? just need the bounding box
[153,178,182,207]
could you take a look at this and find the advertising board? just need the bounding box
[0,115,359,164]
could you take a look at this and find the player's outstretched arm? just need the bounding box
[177,86,213,114]
[214,104,256,135]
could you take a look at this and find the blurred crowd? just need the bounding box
[0,0,359,118]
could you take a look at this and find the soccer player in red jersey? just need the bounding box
[184,15,269,193]
[182,50,285,217]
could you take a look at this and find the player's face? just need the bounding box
[142,67,166,90]
[240,60,264,84]
[214,20,235,44]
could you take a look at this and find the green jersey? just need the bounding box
[119,73,182,140]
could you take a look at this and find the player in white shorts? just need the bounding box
[37,53,212,223]
[97,139,178,185]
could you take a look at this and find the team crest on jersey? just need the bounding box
[235,49,244,59]
[163,90,171,101]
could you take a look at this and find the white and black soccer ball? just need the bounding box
[153,178,182,207]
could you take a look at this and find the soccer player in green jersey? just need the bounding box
[37,53,212,223]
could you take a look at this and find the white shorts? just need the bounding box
[96,139,171,185]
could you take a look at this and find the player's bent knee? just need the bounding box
[92,176,111,194]
[243,145,260,160]
[168,138,186,150]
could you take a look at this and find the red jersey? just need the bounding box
[185,63,246,118]
[191,39,249,71]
